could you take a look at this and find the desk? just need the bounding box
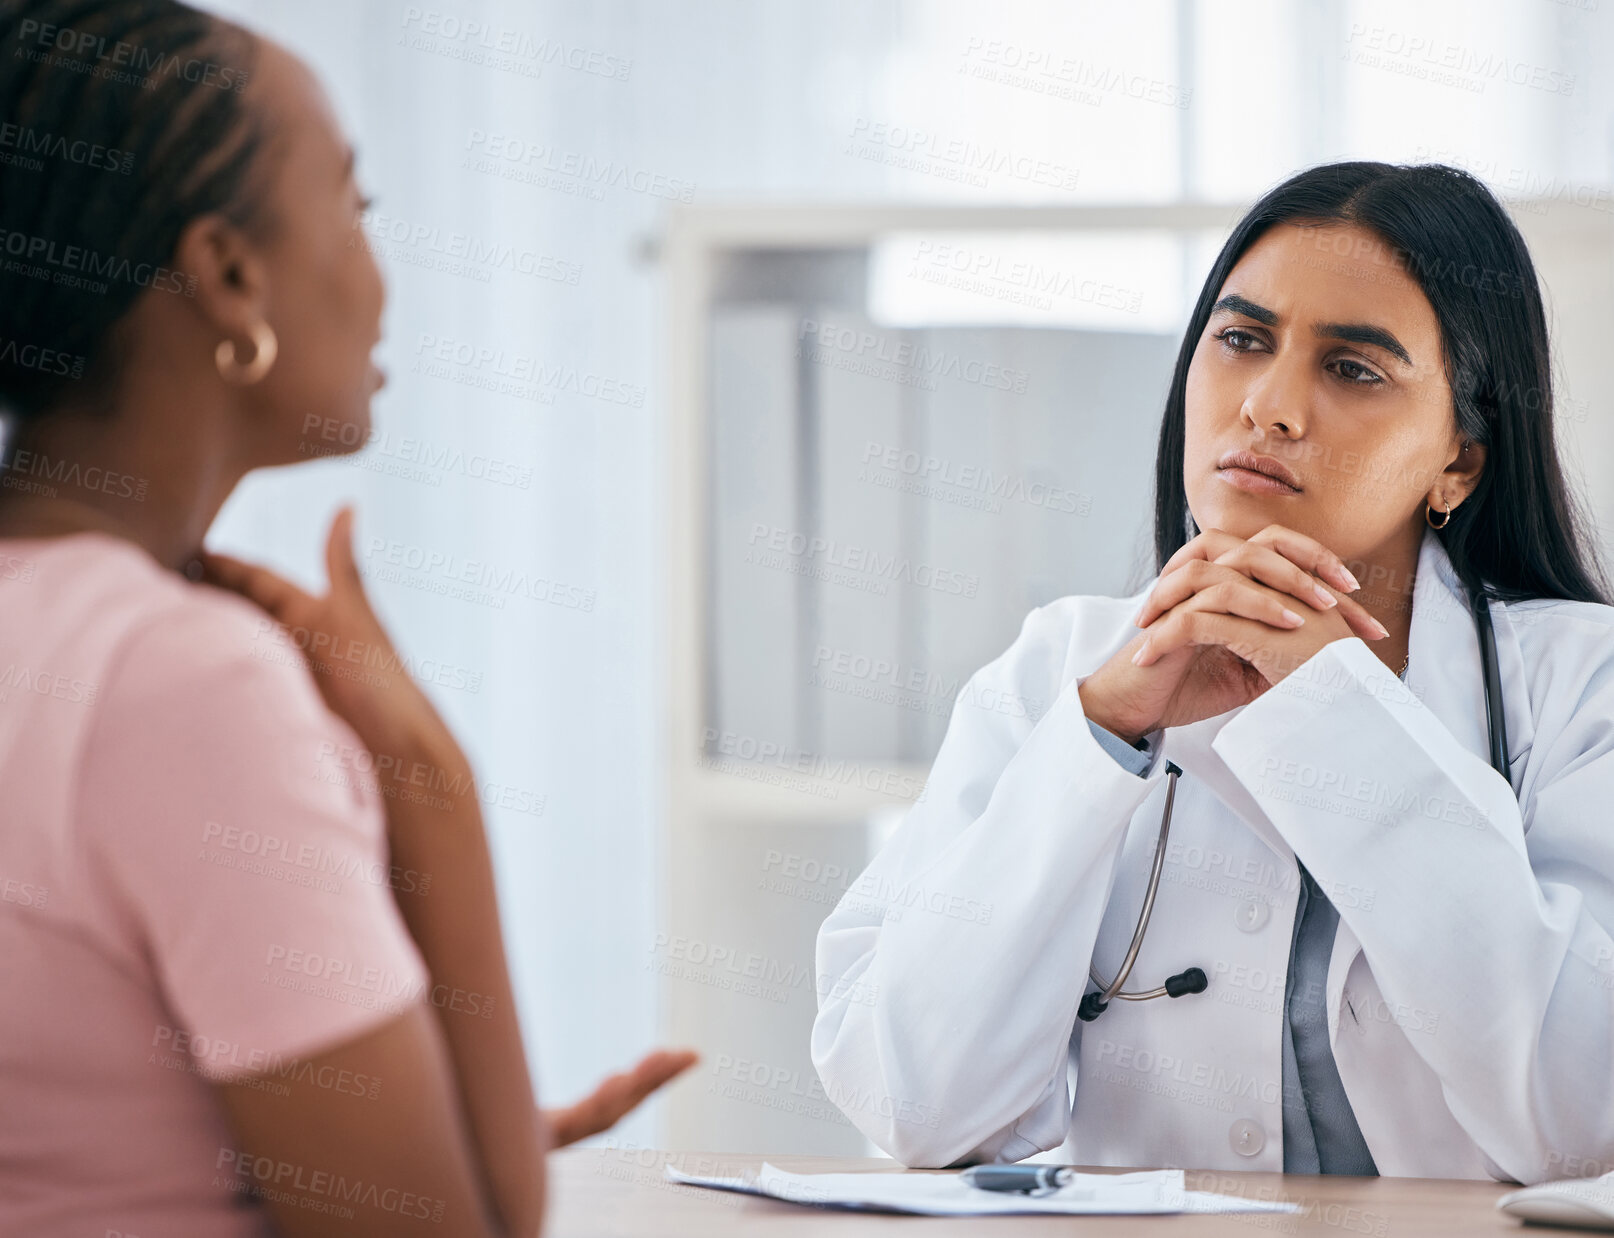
[548,1149,1525,1236]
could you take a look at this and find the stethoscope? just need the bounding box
[1077,582,1509,1022]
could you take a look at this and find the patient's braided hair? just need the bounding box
[0,0,267,423]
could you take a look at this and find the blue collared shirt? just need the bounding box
[1085,716,1378,1175]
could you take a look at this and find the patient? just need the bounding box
[0,3,690,1235]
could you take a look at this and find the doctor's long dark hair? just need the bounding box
[1152,161,1612,608]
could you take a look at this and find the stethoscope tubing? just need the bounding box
[1089,760,1183,1004]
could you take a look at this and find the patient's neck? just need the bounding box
[0,384,239,571]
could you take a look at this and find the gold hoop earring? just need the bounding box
[1426,498,1452,529]
[215,321,278,385]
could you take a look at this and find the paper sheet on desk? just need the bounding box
[664,1162,1306,1216]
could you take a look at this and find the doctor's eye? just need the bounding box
[1331,357,1385,387]
[1214,327,1266,354]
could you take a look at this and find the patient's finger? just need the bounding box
[325,506,368,597]
[198,550,315,622]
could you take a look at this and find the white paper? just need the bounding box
[664,1162,1305,1216]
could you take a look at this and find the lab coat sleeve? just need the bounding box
[811,601,1167,1168]
[1211,633,1614,1185]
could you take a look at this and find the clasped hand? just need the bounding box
[1081,524,1391,741]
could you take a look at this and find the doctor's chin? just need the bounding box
[8,2,1614,1236]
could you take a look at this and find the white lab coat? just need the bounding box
[812,526,1614,1183]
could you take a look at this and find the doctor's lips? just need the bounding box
[1216,449,1302,496]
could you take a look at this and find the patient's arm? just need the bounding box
[217,1004,540,1238]
[201,513,546,1235]
[199,512,695,1232]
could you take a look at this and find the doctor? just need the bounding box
[812,160,1614,1185]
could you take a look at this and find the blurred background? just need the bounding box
[200,0,1614,1155]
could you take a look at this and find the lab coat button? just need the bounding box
[1229,1119,1266,1157]
[1235,898,1271,932]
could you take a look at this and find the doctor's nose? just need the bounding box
[1238,367,1311,440]
[1240,398,1307,441]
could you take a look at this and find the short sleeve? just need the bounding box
[78,591,431,1081]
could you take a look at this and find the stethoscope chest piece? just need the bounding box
[1079,760,1209,1022]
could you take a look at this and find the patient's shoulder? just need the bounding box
[0,531,310,705]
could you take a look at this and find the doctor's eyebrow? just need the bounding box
[1209,294,1413,366]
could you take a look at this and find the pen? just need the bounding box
[960,1164,1074,1195]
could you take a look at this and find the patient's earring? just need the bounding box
[215,321,278,385]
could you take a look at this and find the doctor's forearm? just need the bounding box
[1078,679,1146,746]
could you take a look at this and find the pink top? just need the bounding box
[0,532,430,1237]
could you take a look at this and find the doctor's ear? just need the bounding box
[1438,437,1487,506]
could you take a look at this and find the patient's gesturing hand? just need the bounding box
[544,1049,701,1148]
[195,506,447,756]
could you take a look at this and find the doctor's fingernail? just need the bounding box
[1131,643,1148,665]
[1369,617,1390,638]
[1336,564,1361,591]
[1281,607,1305,626]
[1311,584,1337,609]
